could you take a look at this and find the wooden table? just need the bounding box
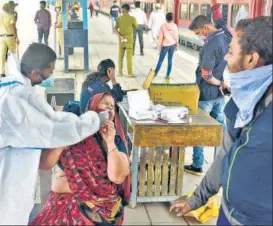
[117,98,223,208]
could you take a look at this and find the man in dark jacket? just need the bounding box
[170,16,272,225]
[184,0,232,175]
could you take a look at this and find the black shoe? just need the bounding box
[141,52,144,56]
[0,74,6,79]
[184,165,203,176]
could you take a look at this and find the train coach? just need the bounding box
[164,0,272,50]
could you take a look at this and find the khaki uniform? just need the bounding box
[115,13,137,75]
[56,13,64,57]
[0,11,16,75]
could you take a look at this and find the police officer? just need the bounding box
[114,4,137,77]
[0,3,18,79]
[8,1,18,24]
[55,1,64,59]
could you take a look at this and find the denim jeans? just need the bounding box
[193,97,225,168]
[154,44,176,77]
[111,17,117,33]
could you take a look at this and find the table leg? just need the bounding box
[214,146,221,160]
[130,146,140,209]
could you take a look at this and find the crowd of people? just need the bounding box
[0,0,272,225]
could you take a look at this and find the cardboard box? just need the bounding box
[149,83,200,115]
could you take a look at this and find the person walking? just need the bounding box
[131,1,147,55]
[148,3,166,49]
[154,12,178,81]
[170,16,272,226]
[0,3,18,79]
[110,0,121,34]
[114,4,137,77]
[34,1,52,46]
[88,0,94,18]
[184,0,232,176]
[94,0,100,17]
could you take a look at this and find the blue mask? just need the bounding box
[39,74,54,88]
[230,64,272,128]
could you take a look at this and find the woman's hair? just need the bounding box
[166,12,173,22]
[97,59,115,75]
[82,72,104,89]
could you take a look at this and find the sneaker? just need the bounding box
[184,165,203,176]
[140,52,144,56]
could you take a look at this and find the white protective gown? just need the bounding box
[148,10,166,40]
[0,55,101,225]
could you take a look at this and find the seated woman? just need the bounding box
[31,90,130,225]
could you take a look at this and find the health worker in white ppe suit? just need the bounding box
[0,43,103,225]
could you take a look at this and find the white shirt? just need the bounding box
[131,8,147,25]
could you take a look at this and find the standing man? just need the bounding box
[148,4,165,49]
[184,0,232,176]
[131,1,147,55]
[34,1,52,46]
[170,16,272,225]
[8,1,18,24]
[0,3,18,79]
[110,0,121,34]
[115,4,138,77]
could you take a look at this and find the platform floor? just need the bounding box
[15,4,220,225]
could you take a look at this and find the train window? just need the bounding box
[165,0,174,14]
[231,4,249,27]
[201,4,211,19]
[201,4,227,24]
[189,4,199,21]
[180,3,188,20]
[221,4,228,24]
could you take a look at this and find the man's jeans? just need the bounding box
[193,97,225,168]
[111,17,118,33]
[133,25,144,53]
[38,28,50,46]
[155,44,176,77]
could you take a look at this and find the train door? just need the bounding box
[262,0,273,16]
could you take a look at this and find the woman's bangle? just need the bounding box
[108,146,117,155]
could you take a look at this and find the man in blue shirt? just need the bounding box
[184,0,232,175]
